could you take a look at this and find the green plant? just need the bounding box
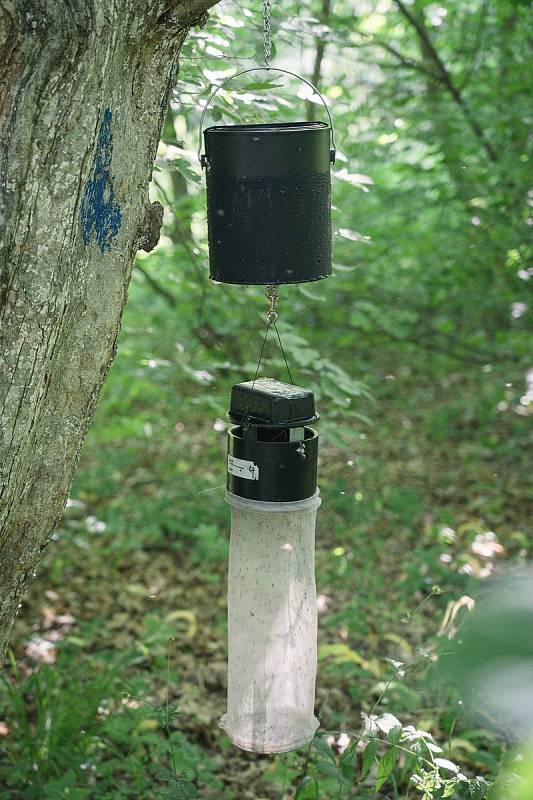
[0,651,111,798]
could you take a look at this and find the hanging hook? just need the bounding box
[265,285,279,324]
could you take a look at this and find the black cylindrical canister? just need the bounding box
[227,425,318,502]
[203,121,333,285]
[226,378,319,502]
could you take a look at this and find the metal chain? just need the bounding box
[262,0,272,68]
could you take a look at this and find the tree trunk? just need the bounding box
[0,0,218,661]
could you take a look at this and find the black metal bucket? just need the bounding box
[202,121,333,285]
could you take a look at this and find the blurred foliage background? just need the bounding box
[1,0,531,797]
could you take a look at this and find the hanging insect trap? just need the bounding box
[196,0,336,755]
[220,379,321,753]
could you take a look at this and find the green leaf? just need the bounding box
[161,138,185,149]
[375,747,397,791]
[170,776,199,800]
[312,735,336,764]
[43,771,89,799]
[339,739,359,767]
[317,761,350,784]
[443,781,459,797]
[361,738,377,779]
[298,284,327,302]
[167,158,201,185]
[333,262,357,272]
[389,725,403,745]
[242,80,285,90]
[295,775,318,799]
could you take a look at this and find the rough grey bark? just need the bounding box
[0,0,218,660]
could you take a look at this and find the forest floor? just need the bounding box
[0,300,531,799]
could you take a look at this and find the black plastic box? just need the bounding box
[229,378,317,427]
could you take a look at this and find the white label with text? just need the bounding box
[228,455,259,481]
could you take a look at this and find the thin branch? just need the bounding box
[349,318,519,366]
[395,0,498,162]
[307,0,330,122]
[135,263,177,308]
[356,31,441,79]
[458,0,488,90]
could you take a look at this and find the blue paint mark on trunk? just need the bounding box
[80,108,122,252]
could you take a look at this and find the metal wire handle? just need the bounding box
[197,66,337,167]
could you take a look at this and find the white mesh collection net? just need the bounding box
[220,491,321,753]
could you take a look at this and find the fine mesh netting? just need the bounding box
[220,491,321,754]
